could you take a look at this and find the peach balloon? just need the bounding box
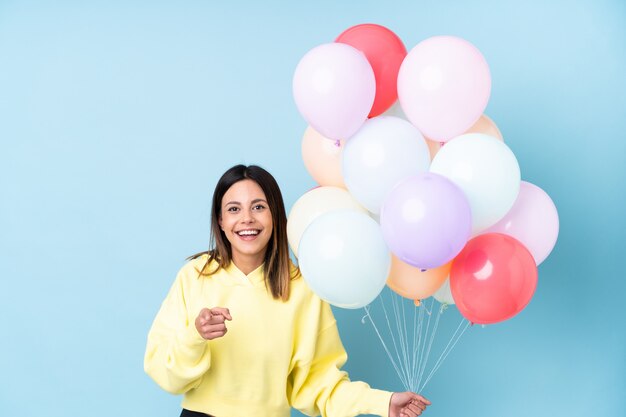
[387,255,451,302]
[465,114,503,140]
[424,114,503,160]
[425,139,443,160]
[301,126,346,188]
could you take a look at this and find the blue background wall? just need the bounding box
[1,1,624,416]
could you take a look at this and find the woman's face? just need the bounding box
[219,179,273,267]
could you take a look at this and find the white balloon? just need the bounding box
[298,210,390,309]
[342,116,430,213]
[430,133,520,234]
[432,278,455,305]
[287,186,367,257]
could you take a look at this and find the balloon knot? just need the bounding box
[334,139,341,147]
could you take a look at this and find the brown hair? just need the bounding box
[188,164,296,301]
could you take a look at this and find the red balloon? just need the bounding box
[336,24,407,118]
[450,233,537,325]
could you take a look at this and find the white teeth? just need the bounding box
[237,230,259,236]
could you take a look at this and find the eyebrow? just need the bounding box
[224,198,268,206]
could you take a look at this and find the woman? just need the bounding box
[144,164,431,417]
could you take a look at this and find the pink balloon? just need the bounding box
[293,43,375,140]
[398,36,491,142]
[482,181,559,265]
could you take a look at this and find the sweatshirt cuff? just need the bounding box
[364,389,394,417]
[178,323,207,347]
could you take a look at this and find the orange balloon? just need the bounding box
[465,114,503,140]
[425,114,503,160]
[301,126,346,188]
[387,255,451,301]
[425,139,443,160]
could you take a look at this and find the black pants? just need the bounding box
[180,409,214,417]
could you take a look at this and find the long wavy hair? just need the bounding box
[188,164,296,301]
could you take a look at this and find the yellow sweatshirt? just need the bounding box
[144,255,392,417]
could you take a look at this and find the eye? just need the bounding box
[253,204,266,210]
[227,206,240,212]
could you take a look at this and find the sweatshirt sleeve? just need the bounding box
[143,269,211,394]
[287,302,393,417]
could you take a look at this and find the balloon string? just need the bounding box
[409,297,423,391]
[396,290,413,389]
[415,298,437,390]
[395,293,423,392]
[422,302,433,316]
[401,293,410,382]
[410,304,418,389]
[366,290,472,394]
[389,291,407,387]
[363,304,409,390]
[393,290,410,387]
[380,293,411,388]
[418,319,471,393]
[424,317,465,378]
[416,298,434,388]
[419,319,469,393]
[416,300,443,390]
[411,298,426,390]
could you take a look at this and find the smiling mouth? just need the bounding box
[236,229,260,236]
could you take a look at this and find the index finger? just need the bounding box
[210,307,232,320]
[413,394,431,405]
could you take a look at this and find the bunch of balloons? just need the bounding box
[290,24,559,325]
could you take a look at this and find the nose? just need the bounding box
[241,208,255,223]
